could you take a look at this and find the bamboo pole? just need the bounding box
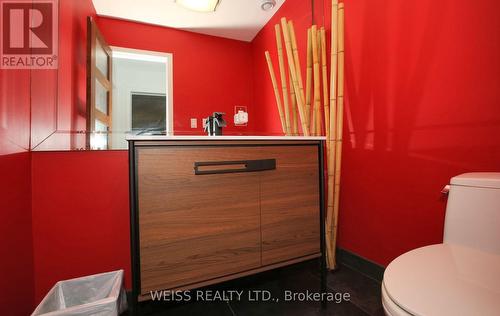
[306,28,313,134]
[310,28,317,136]
[265,51,287,134]
[326,0,339,270]
[311,25,322,137]
[289,73,299,135]
[288,20,309,134]
[320,27,329,139]
[281,18,309,136]
[275,24,291,135]
[316,29,324,136]
[331,1,345,269]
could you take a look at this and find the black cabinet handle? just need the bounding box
[194,159,276,175]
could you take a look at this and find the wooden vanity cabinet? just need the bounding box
[129,139,325,303]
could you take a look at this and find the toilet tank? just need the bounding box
[444,173,500,255]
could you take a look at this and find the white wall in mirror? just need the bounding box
[111,47,173,149]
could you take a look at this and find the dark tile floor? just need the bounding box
[128,260,385,316]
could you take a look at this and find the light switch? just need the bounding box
[190,118,197,129]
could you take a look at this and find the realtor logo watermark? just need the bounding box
[1,0,58,69]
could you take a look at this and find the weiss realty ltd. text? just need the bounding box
[150,290,350,303]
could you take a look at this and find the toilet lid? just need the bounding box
[383,244,500,316]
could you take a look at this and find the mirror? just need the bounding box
[108,47,173,149]
[30,0,325,150]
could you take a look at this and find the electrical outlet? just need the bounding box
[190,118,197,129]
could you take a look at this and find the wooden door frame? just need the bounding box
[86,16,113,149]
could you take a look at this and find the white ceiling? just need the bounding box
[92,0,286,42]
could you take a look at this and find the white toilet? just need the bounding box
[381,173,500,316]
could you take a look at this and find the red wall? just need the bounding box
[95,17,254,134]
[0,70,31,153]
[31,151,130,302]
[322,0,500,265]
[0,47,34,316]
[0,152,33,315]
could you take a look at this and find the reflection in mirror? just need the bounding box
[29,0,323,151]
[107,48,172,149]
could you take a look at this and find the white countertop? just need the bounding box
[126,135,326,141]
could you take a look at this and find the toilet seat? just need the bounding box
[382,243,500,316]
[381,282,412,316]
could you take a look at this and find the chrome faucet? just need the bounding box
[204,112,227,136]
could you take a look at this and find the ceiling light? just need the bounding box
[175,0,220,12]
[261,0,276,11]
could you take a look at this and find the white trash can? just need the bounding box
[32,270,127,316]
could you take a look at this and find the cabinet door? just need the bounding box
[137,147,262,294]
[260,145,320,265]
